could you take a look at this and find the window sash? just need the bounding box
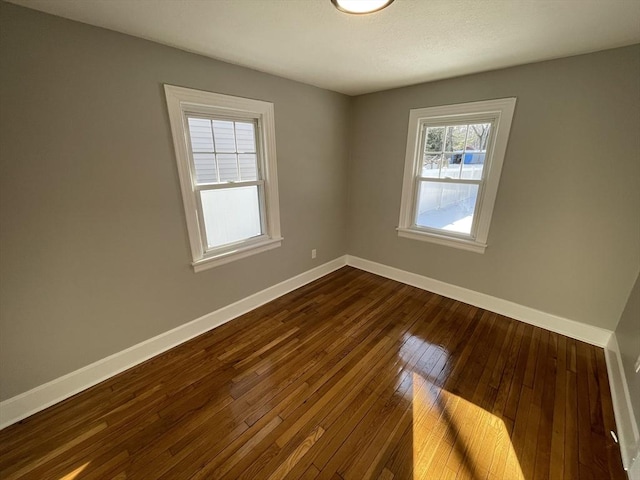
[412,119,492,239]
[416,120,495,177]
[412,178,484,238]
[195,182,268,255]
[185,114,263,185]
[182,113,269,254]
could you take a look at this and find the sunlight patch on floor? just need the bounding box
[412,372,524,479]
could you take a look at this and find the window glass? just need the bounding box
[187,118,258,184]
[235,122,256,153]
[444,125,467,152]
[416,182,479,235]
[425,126,444,153]
[212,120,237,153]
[188,117,214,152]
[200,186,262,248]
[217,153,239,182]
[239,154,258,181]
[192,153,218,184]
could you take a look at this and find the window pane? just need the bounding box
[201,186,262,248]
[416,181,479,235]
[460,160,485,180]
[239,153,258,181]
[466,123,491,150]
[212,120,237,153]
[439,153,461,179]
[424,126,444,153]
[460,123,490,180]
[422,154,442,178]
[422,153,461,179]
[188,117,214,152]
[217,153,239,182]
[444,125,467,152]
[193,153,218,184]
[235,122,256,153]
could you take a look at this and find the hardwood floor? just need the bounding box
[0,267,626,479]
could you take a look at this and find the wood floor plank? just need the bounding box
[533,330,557,480]
[0,267,627,480]
[549,333,568,480]
[268,425,324,480]
[575,341,607,479]
[519,329,548,479]
[491,321,526,422]
[504,323,534,421]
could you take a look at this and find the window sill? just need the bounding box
[397,228,486,254]
[192,237,283,272]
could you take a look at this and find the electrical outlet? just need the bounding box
[311,249,317,259]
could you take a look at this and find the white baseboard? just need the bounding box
[345,255,612,347]
[605,333,640,477]
[0,256,348,430]
[631,456,640,480]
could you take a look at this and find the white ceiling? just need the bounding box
[8,0,640,95]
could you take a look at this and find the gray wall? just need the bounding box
[348,45,640,330]
[615,274,640,435]
[0,3,350,400]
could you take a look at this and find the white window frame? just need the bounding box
[398,98,516,254]
[164,85,282,272]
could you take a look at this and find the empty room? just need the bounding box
[1,0,639,479]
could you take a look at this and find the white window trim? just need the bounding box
[164,85,282,271]
[398,98,517,254]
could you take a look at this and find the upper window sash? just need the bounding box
[184,114,262,186]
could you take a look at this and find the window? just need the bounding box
[164,85,282,271]
[398,98,516,253]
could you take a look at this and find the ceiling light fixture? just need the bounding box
[331,0,394,15]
